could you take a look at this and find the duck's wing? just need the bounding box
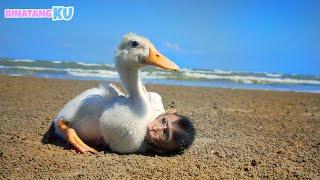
[53,83,125,140]
[99,82,125,98]
[148,92,165,117]
[55,83,124,121]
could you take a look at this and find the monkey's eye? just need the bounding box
[163,129,169,140]
[131,41,139,48]
[161,117,167,126]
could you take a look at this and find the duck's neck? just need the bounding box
[116,63,151,114]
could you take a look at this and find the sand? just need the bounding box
[0,75,319,179]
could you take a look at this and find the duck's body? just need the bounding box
[52,33,178,153]
[53,83,165,153]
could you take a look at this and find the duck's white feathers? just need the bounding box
[53,83,165,150]
[98,89,165,153]
[53,83,124,143]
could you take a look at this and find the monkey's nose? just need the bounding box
[147,124,155,131]
[153,126,167,131]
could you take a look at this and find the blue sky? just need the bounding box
[0,0,319,75]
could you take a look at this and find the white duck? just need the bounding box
[53,33,179,153]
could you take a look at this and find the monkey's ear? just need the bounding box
[166,108,177,114]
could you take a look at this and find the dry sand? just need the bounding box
[0,75,319,179]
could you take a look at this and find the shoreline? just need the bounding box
[0,75,319,179]
[3,74,320,94]
[1,58,320,94]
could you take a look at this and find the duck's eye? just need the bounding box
[131,41,139,48]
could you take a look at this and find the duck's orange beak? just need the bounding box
[145,48,180,71]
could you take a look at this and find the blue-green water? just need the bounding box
[1,58,319,93]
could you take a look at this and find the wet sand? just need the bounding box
[0,75,319,179]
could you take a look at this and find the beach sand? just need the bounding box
[0,75,319,179]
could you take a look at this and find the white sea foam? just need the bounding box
[181,68,214,74]
[264,72,282,78]
[13,59,35,63]
[10,73,23,76]
[67,69,118,78]
[2,66,64,71]
[213,69,233,74]
[181,68,233,75]
[67,69,167,79]
[1,64,320,85]
[140,71,167,79]
[183,71,320,85]
[52,61,62,63]
[76,62,101,66]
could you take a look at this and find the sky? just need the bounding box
[0,0,319,75]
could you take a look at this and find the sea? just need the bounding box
[1,58,319,93]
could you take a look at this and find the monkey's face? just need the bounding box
[145,113,180,151]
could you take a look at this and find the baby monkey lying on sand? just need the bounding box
[49,108,195,154]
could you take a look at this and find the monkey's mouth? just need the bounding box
[146,130,162,144]
[146,129,155,140]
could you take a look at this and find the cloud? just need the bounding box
[163,41,205,55]
[164,42,182,52]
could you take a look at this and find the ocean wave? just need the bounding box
[0,65,119,78]
[1,65,65,71]
[264,72,282,78]
[140,72,168,79]
[1,65,320,85]
[183,71,320,85]
[0,65,171,79]
[0,59,116,71]
[76,62,104,66]
[1,59,320,87]
[67,69,118,78]
[181,68,220,74]
[68,69,167,79]
[213,69,233,74]
[13,59,35,63]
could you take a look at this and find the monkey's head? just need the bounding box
[145,109,196,154]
